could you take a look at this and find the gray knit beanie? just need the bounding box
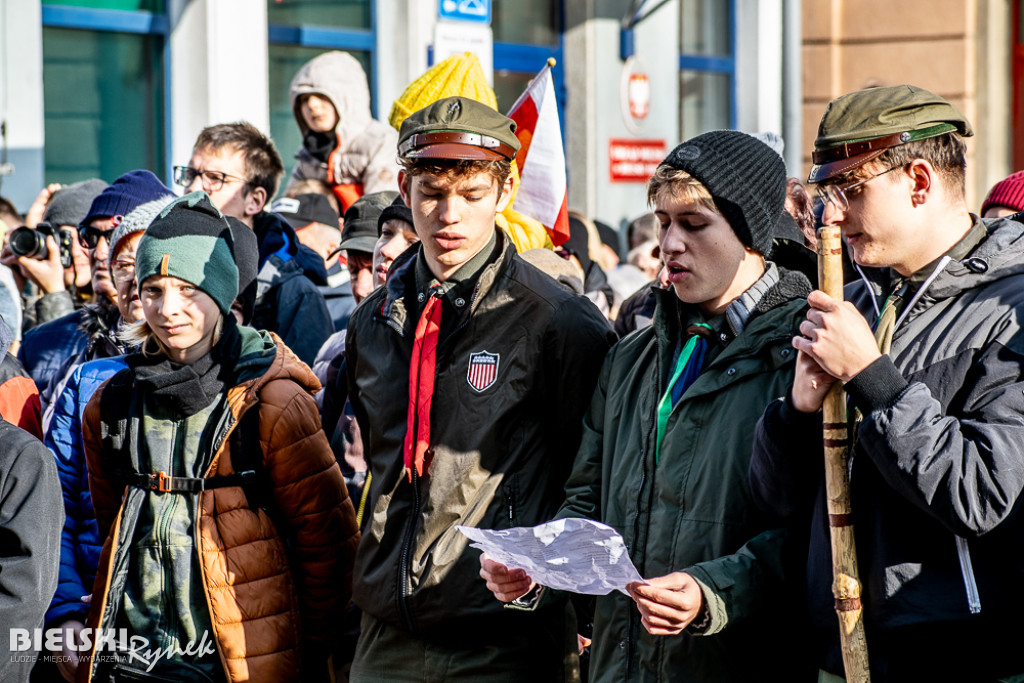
[109,196,177,264]
[660,130,787,256]
[42,179,108,228]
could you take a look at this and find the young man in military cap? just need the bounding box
[343,96,615,681]
[750,84,1024,680]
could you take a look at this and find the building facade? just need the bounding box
[0,0,1019,229]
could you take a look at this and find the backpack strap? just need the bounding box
[98,368,134,458]
[118,469,258,494]
[227,393,287,533]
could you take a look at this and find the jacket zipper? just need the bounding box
[955,535,982,614]
[392,278,483,633]
[625,337,663,681]
[157,421,180,648]
[398,466,421,632]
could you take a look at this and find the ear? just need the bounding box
[906,159,933,204]
[398,170,411,207]
[245,186,268,217]
[495,174,515,213]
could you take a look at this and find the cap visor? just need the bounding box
[808,149,886,184]
[403,142,506,162]
[338,235,379,254]
[278,215,308,231]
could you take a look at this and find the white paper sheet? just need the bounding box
[458,517,644,596]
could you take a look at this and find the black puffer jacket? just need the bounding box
[750,215,1024,681]
[345,232,615,634]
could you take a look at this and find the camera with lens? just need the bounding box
[9,222,74,268]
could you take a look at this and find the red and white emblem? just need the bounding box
[467,351,500,392]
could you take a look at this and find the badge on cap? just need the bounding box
[467,351,500,392]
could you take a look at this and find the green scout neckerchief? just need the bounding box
[655,323,712,464]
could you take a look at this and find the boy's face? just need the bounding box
[655,193,759,315]
[301,94,339,134]
[399,168,513,282]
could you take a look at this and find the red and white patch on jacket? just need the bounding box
[466,351,500,392]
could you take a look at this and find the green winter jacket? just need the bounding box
[558,271,813,682]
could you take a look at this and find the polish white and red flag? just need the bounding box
[507,59,571,247]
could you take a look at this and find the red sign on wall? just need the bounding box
[609,139,666,183]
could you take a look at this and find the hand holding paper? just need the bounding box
[459,517,644,596]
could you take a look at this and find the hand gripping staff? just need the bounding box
[817,226,871,682]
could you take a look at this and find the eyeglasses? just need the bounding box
[816,165,903,212]
[110,258,135,283]
[78,217,120,249]
[173,166,246,192]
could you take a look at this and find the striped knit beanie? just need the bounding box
[134,192,238,316]
[660,130,787,256]
[981,170,1024,217]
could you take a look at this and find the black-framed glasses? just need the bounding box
[78,218,120,249]
[173,166,246,192]
[816,165,902,212]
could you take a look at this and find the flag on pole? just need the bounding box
[507,59,570,247]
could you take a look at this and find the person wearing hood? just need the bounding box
[76,192,359,682]
[177,122,335,367]
[750,85,1024,681]
[288,50,399,213]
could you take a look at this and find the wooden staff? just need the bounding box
[817,226,871,682]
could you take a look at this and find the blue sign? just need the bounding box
[438,0,491,24]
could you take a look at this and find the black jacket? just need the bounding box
[0,418,62,682]
[750,215,1024,681]
[346,232,615,637]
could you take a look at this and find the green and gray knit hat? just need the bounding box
[134,191,239,316]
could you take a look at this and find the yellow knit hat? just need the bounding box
[389,53,497,131]
[391,52,553,252]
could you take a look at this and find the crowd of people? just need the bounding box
[0,49,1021,683]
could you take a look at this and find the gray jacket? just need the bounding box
[750,215,1024,681]
[288,51,398,195]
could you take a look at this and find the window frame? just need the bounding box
[267,3,378,115]
[40,4,171,182]
[677,0,736,131]
[491,1,566,151]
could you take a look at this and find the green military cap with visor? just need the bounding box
[808,84,973,184]
[398,96,520,162]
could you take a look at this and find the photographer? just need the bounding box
[19,172,171,398]
[1,181,104,332]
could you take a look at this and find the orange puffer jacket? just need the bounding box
[79,334,359,682]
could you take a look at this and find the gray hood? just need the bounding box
[289,51,373,144]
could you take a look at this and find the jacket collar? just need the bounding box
[376,228,515,336]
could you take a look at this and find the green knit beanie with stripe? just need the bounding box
[135,191,239,316]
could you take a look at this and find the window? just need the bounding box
[678,0,734,140]
[492,0,563,116]
[267,0,374,187]
[41,3,167,184]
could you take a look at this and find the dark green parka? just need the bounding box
[558,270,812,682]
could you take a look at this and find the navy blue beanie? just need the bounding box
[81,170,173,228]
